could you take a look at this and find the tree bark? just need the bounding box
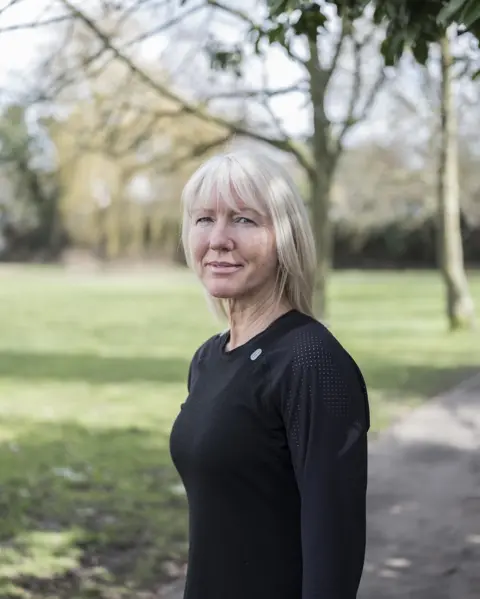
[307,39,334,320]
[308,168,333,319]
[437,34,475,330]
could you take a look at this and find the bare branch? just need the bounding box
[255,62,292,140]
[165,131,234,172]
[357,67,386,124]
[206,0,307,69]
[284,47,309,69]
[392,63,438,120]
[0,15,72,33]
[38,4,194,97]
[35,4,203,102]
[333,36,362,154]
[206,0,259,29]
[306,37,331,171]
[325,19,348,88]
[333,28,387,159]
[110,102,189,123]
[114,107,193,157]
[161,6,215,89]
[100,128,234,179]
[393,87,422,115]
[0,0,28,18]
[334,69,386,156]
[115,0,171,26]
[202,83,308,101]
[58,0,314,175]
[121,5,204,50]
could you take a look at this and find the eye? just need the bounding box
[195,216,213,225]
[234,216,256,225]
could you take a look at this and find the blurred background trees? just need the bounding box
[0,4,479,595]
[0,0,479,326]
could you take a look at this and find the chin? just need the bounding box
[207,287,239,299]
[204,282,244,299]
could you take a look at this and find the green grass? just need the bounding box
[0,265,478,598]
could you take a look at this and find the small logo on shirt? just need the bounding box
[250,348,262,361]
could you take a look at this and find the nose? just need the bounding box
[209,220,234,251]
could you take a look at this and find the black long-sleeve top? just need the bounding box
[169,309,370,599]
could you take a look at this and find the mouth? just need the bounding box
[205,261,243,274]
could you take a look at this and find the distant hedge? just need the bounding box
[334,214,480,268]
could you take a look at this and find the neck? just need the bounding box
[226,292,292,350]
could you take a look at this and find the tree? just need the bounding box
[3,9,232,263]
[1,1,476,325]
[367,2,477,329]
[255,1,477,328]
[373,4,477,329]
[0,102,65,260]
[372,2,477,329]
[2,0,391,315]
[262,1,480,70]
[49,69,230,261]
[436,32,475,329]
[379,41,477,329]
[33,0,385,318]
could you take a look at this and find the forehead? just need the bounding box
[192,194,259,214]
[189,178,268,216]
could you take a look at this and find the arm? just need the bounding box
[279,330,369,599]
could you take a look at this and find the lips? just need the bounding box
[205,261,243,274]
[208,262,241,267]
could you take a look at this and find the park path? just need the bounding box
[161,373,480,599]
[359,371,480,599]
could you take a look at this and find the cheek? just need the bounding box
[249,231,277,269]
[189,229,208,260]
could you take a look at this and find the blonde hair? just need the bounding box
[181,149,317,320]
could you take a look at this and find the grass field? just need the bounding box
[0,265,479,598]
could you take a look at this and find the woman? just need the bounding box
[169,149,370,599]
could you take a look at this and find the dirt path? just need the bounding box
[359,372,480,598]
[161,373,480,599]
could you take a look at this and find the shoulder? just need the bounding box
[266,315,368,409]
[187,332,223,391]
[271,315,355,370]
[190,332,223,367]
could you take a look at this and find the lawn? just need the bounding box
[0,265,478,598]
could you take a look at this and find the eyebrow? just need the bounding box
[191,207,261,216]
[191,208,213,214]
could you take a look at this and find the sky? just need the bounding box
[0,0,310,133]
[0,0,50,73]
[0,0,54,102]
[0,0,392,143]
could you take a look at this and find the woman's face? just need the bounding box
[188,195,278,302]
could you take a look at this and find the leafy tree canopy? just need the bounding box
[261,0,480,65]
[181,1,479,72]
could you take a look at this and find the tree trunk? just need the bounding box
[307,39,334,320]
[437,34,475,330]
[309,169,333,319]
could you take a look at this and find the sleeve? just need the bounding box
[279,329,369,599]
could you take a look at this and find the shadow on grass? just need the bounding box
[360,360,479,403]
[0,350,475,400]
[0,419,188,599]
[0,350,189,384]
